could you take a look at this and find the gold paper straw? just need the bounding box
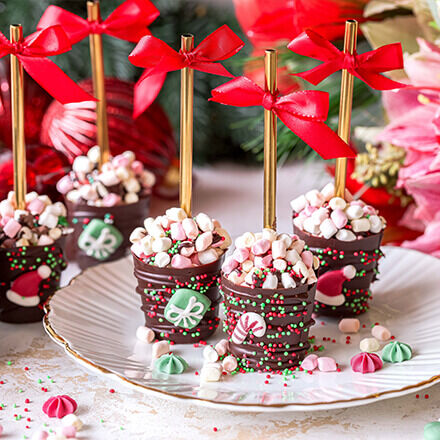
[179,34,194,217]
[87,0,110,168]
[335,19,358,199]
[10,24,26,210]
[263,49,277,230]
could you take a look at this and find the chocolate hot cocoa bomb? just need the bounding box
[221,229,318,372]
[291,183,386,317]
[0,191,69,323]
[131,208,231,344]
[57,147,154,269]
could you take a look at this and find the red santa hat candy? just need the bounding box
[315,265,356,306]
[6,265,51,308]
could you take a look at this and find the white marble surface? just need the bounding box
[0,162,439,440]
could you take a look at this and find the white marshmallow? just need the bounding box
[311,207,329,225]
[281,272,296,288]
[154,251,171,268]
[293,216,305,230]
[130,227,146,243]
[369,215,384,233]
[51,202,67,217]
[78,184,98,201]
[319,218,338,239]
[273,258,287,272]
[321,182,335,201]
[195,213,214,232]
[306,189,325,208]
[140,235,154,254]
[198,249,219,265]
[262,273,278,289]
[329,197,347,211]
[278,233,292,249]
[200,364,222,382]
[62,414,83,431]
[182,218,199,240]
[87,145,101,163]
[98,171,120,187]
[123,150,135,163]
[286,249,301,265]
[290,194,308,213]
[152,237,172,253]
[336,229,356,241]
[66,190,81,203]
[303,217,320,235]
[351,218,370,233]
[149,222,166,238]
[241,259,254,272]
[195,231,213,252]
[293,260,309,279]
[203,346,219,363]
[272,240,286,259]
[152,341,169,359]
[262,228,277,242]
[235,232,256,248]
[136,326,155,343]
[166,207,187,222]
[25,191,39,203]
[125,192,139,204]
[72,155,93,173]
[38,211,58,229]
[14,209,29,221]
[345,205,364,220]
[228,271,245,285]
[124,177,141,193]
[140,170,156,188]
[115,166,131,181]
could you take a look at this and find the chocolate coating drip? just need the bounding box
[293,226,383,317]
[65,196,150,270]
[133,254,224,344]
[0,243,66,323]
[221,276,317,372]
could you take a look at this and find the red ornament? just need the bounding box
[0,59,52,149]
[40,78,176,189]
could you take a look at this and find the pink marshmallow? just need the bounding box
[301,354,318,371]
[222,355,238,372]
[303,205,317,217]
[112,154,130,168]
[170,222,186,241]
[182,218,199,240]
[222,257,239,275]
[331,209,348,229]
[215,339,229,356]
[131,160,144,175]
[180,245,194,257]
[62,425,77,438]
[27,198,46,215]
[232,247,250,263]
[101,193,122,207]
[32,431,49,440]
[4,218,22,238]
[0,215,11,227]
[371,325,391,341]
[363,205,377,215]
[56,175,74,195]
[38,235,54,246]
[191,253,201,266]
[338,318,360,334]
[317,357,337,372]
[254,254,273,268]
[251,239,271,256]
[301,250,314,269]
[171,254,192,269]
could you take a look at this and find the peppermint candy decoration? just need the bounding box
[231,312,266,344]
[164,288,211,329]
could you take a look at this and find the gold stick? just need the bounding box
[179,34,194,217]
[87,0,110,168]
[10,24,26,210]
[335,20,358,199]
[263,49,277,230]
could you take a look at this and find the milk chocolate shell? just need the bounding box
[65,196,150,269]
[293,226,383,317]
[221,275,317,372]
[0,243,66,323]
[133,253,224,343]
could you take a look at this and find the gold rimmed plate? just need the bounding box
[44,246,440,412]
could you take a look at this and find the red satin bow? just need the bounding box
[287,29,406,90]
[129,25,244,118]
[37,0,159,45]
[0,26,95,104]
[210,76,356,159]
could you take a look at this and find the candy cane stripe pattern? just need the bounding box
[231,312,266,344]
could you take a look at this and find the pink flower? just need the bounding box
[378,38,440,257]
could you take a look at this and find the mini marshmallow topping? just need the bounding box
[0,191,69,248]
[222,229,318,288]
[57,147,156,207]
[130,209,231,268]
[291,183,386,240]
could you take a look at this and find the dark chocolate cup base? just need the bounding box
[66,196,150,270]
[0,244,66,323]
[294,226,384,317]
[221,276,316,372]
[133,254,224,344]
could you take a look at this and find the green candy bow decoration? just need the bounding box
[154,353,188,375]
[78,218,123,260]
[381,341,412,363]
[164,288,211,329]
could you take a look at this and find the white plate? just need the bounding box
[44,246,440,412]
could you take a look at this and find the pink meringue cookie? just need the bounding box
[42,395,77,419]
[301,354,318,371]
[350,352,383,374]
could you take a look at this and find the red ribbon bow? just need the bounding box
[129,25,245,118]
[287,29,406,90]
[0,26,95,104]
[210,76,356,159]
[37,0,159,45]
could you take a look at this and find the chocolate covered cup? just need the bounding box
[133,254,224,343]
[65,196,150,269]
[222,275,316,372]
[294,226,383,317]
[0,243,67,323]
